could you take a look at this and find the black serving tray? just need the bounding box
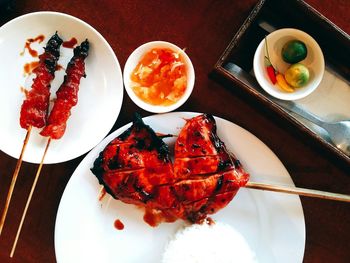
[213,0,350,166]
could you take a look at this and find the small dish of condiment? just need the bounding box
[253,28,324,101]
[124,41,195,113]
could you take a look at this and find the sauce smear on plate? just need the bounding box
[20,35,45,57]
[63,37,78,48]
[20,86,29,97]
[23,61,39,74]
[131,48,187,106]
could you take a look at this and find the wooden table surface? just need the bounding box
[0,0,349,262]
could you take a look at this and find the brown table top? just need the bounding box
[0,0,349,262]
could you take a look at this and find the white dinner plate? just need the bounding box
[0,12,123,164]
[55,112,305,263]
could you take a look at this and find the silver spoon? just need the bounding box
[279,102,350,156]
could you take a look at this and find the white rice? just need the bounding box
[161,222,257,263]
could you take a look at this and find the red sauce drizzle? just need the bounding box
[20,35,45,57]
[114,219,124,230]
[62,37,78,48]
[23,61,39,74]
[143,209,176,227]
[20,86,29,97]
[143,210,159,227]
[56,64,64,71]
[99,188,107,201]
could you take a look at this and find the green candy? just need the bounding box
[282,40,307,64]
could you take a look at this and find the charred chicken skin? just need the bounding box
[91,114,174,208]
[91,114,249,226]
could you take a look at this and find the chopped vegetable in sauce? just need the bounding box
[131,48,187,106]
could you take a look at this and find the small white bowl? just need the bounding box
[253,28,324,100]
[123,41,195,113]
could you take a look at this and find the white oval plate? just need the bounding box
[0,12,123,164]
[55,112,305,263]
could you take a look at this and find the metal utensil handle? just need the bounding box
[286,103,326,128]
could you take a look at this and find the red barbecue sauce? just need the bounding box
[143,210,159,227]
[62,37,78,48]
[114,219,124,230]
[23,61,39,74]
[143,209,176,227]
[20,35,45,57]
[20,86,29,97]
[56,64,64,71]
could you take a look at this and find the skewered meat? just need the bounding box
[91,114,249,226]
[20,32,63,129]
[40,40,89,139]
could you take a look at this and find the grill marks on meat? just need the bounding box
[91,114,174,207]
[40,40,89,139]
[91,114,249,226]
[170,114,249,223]
[20,33,63,129]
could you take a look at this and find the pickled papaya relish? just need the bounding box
[130,48,187,106]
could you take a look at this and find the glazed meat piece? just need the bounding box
[171,114,249,222]
[91,113,175,207]
[40,39,89,139]
[91,114,249,226]
[20,32,63,129]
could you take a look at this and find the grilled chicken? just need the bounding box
[91,114,249,226]
[171,114,249,222]
[91,113,174,208]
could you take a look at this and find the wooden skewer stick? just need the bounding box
[245,181,350,203]
[105,196,113,210]
[0,126,32,236]
[10,138,51,258]
[98,186,105,201]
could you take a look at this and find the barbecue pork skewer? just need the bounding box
[0,32,63,235]
[10,39,89,258]
[40,39,89,139]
